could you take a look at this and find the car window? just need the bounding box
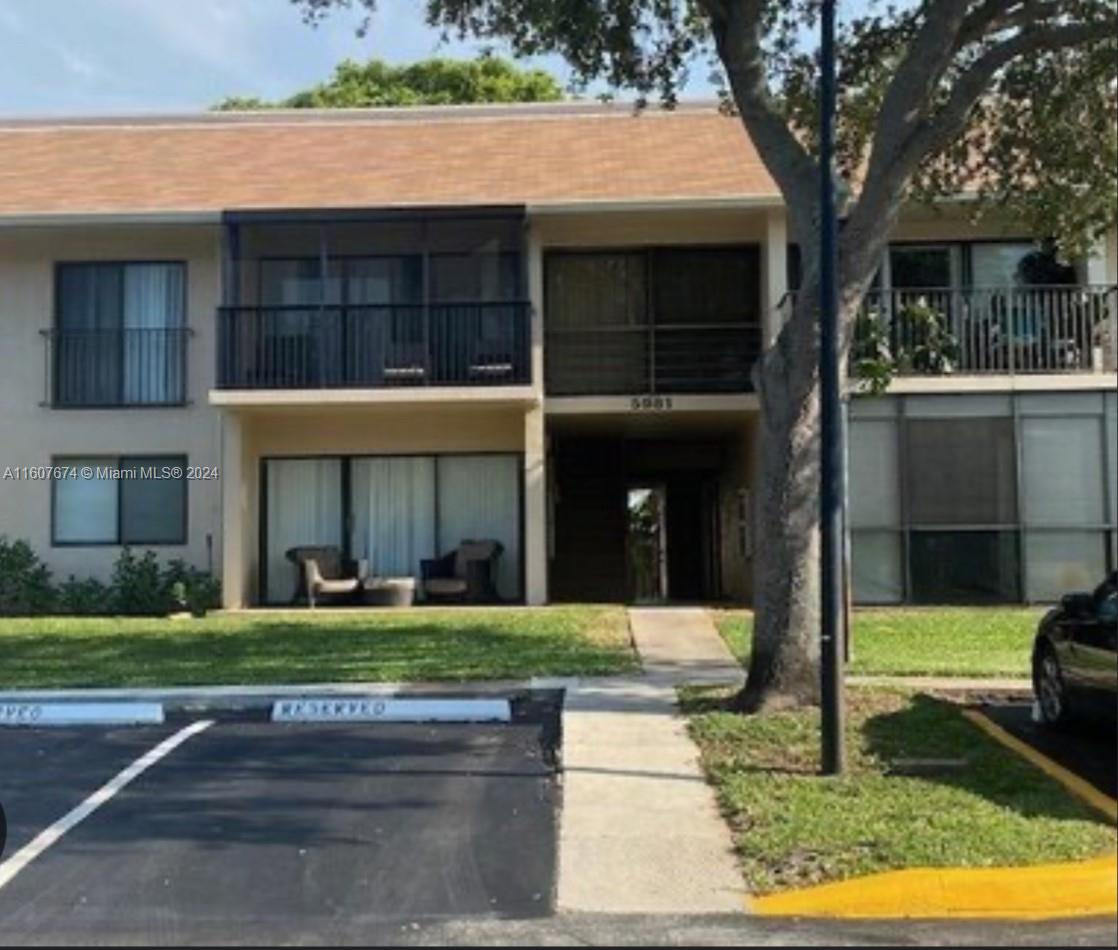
[1099,592,1118,625]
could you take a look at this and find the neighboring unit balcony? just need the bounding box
[215,302,531,391]
[853,283,1118,377]
[41,328,190,408]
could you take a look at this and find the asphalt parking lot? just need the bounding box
[980,701,1118,800]
[0,697,560,946]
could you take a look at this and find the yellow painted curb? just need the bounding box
[961,708,1118,824]
[749,852,1118,919]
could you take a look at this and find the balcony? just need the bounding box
[543,246,763,397]
[216,302,531,390]
[42,328,190,407]
[545,322,762,396]
[853,284,1117,377]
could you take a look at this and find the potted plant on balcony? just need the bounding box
[852,301,959,394]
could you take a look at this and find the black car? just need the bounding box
[1032,572,1118,728]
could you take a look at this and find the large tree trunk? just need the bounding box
[735,254,884,714]
[734,289,823,712]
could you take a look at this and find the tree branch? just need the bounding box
[956,1,1070,48]
[908,18,1117,168]
[863,0,974,193]
[848,12,1114,277]
[699,0,817,235]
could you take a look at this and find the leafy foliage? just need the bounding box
[110,548,166,616]
[853,301,961,393]
[216,53,562,109]
[56,576,113,616]
[0,538,219,618]
[0,536,55,616]
[159,558,222,617]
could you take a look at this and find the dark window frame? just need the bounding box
[52,260,189,409]
[51,453,189,547]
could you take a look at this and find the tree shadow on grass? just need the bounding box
[862,692,1113,825]
[0,616,635,689]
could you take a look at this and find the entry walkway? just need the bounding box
[557,607,745,914]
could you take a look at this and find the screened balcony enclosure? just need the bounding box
[216,209,531,391]
[544,247,764,396]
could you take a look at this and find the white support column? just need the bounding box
[526,221,545,394]
[524,220,549,605]
[220,412,245,609]
[524,404,548,605]
[762,207,789,348]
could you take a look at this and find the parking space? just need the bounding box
[0,696,559,946]
[980,701,1117,800]
[0,724,182,858]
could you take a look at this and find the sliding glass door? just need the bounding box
[263,453,522,604]
[435,455,521,600]
[264,459,343,603]
[350,457,437,580]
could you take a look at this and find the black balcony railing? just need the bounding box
[544,322,762,396]
[216,303,532,390]
[854,284,1118,376]
[42,328,190,407]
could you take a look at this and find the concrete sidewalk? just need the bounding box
[557,608,745,915]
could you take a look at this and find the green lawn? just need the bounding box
[0,607,636,689]
[714,607,1044,678]
[683,686,1116,894]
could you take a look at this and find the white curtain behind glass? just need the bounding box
[350,457,436,579]
[122,264,184,403]
[436,455,521,599]
[265,459,342,603]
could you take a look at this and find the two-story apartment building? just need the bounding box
[0,103,1114,609]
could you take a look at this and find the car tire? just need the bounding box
[1034,643,1070,727]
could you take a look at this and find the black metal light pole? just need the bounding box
[819,0,846,775]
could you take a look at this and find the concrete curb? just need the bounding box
[749,852,1118,920]
[0,677,581,713]
[0,701,164,727]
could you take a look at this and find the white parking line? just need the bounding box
[0,719,213,891]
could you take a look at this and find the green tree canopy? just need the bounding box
[215,54,563,110]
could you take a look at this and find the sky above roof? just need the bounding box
[0,0,722,118]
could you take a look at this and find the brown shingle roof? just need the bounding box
[0,103,779,217]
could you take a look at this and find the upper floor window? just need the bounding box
[889,244,960,289]
[54,262,187,407]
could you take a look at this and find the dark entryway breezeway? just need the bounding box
[547,417,755,604]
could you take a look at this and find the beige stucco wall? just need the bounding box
[890,204,1035,242]
[0,224,224,584]
[532,207,771,248]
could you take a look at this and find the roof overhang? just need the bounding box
[0,210,222,228]
[527,195,783,215]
